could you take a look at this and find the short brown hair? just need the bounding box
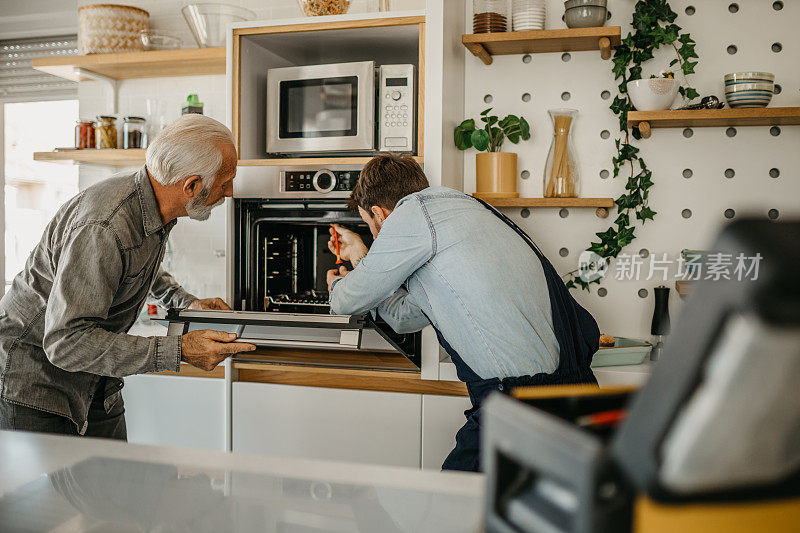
[348,153,429,213]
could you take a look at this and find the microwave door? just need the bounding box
[266,61,376,155]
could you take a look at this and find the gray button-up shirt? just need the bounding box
[0,167,197,434]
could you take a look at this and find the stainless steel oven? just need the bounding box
[163,165,422,369]
[266,61,416,156]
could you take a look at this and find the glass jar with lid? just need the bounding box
[96,115,118,149]
[123,116,147,149]
[75,120,96,149]
[473,0,509,33]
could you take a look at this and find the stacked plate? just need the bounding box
[724,72,775,108]
[473,11,508,33]
[512,0,546,31]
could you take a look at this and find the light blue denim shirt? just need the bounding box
[329,186,559,380]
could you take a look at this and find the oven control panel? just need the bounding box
[282,169,360,194]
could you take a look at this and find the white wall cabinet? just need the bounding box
[421,394,472,470]
[123,374,225,451]
[232,382,422,468]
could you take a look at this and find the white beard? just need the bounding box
[186,186,224,221]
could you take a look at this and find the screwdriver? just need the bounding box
[332,224,343,265]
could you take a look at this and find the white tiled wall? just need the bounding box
[78,74,229,300]
[77,0,425,302]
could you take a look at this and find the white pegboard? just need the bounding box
[462,0,800,339]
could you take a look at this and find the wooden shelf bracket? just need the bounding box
[598,36,611,60]
[466,42,493,65]
[638,121,652,139]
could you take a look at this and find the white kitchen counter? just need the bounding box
[440,358,652,388]
[0,430,483,532]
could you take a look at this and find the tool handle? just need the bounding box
[332,225,343,264]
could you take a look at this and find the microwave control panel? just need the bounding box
[282,169,360,194]
[379,64,416,153]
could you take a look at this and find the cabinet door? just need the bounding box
[421,394,472,470]
[233,382,422,468]
[123,374,225,451]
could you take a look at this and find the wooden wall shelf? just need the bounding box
[675,280,693,297]
[629,107,800,138]
[477,196,614,218]
[462,27,622,65]
[35,153,425,168]
[34,149,145,166]
[239,156,424,167]
[31,48,226,81]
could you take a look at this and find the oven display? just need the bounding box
[284,170,360,193]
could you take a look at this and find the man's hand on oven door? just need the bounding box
[181,330,256,371]
[188,298,232,311]
[329,224,369,267]
[327,265,350,291]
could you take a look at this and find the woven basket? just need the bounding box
[78,4,150,54]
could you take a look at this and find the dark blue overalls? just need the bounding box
[439,200,600,472]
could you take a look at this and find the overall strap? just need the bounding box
[472,196,600,382]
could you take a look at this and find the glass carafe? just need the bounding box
[543,108,580,198]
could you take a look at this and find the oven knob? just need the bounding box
[312,169,337,193]
[391,90,402,101]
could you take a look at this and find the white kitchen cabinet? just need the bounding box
[123,374,225,451]
[233,382,422,468]
[421,394,472,470]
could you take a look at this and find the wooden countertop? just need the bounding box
[157,347,468,397]
[234,348,468,396]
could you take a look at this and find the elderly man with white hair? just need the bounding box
[0,114,255,439]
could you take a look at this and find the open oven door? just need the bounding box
[161,309,421,369]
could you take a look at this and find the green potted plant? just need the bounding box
[454,108,531,199]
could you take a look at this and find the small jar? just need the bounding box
[473,0,509,33]
[75,120,95,149]
[96,115,118,149]
[123,116,147,149]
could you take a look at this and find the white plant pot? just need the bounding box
[627,78,679,111]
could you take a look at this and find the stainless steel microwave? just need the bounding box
[266,61,416,156]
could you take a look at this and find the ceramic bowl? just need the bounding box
[564,5,607,27]
[627,78,679,111]
[724,73,775,108]
[564,0,607,8]
[725,86,774,108]
[724,71,775,83]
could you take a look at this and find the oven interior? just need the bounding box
[235,199,373,314]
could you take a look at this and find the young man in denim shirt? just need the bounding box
[327,153,600,472]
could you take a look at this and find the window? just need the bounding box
[3,100,79,291]
[1,35,79,292]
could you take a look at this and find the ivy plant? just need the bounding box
[565,0,700,290]
[455,108,531,152]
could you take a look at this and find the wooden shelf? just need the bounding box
[34,152,424,168]
[675,280,693,297]
[32,48,226,81]
[34,149,145,166]
[628,107,800,138]
[462,27,622,65]
[476,196,614,218]
[239,156,424,167]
